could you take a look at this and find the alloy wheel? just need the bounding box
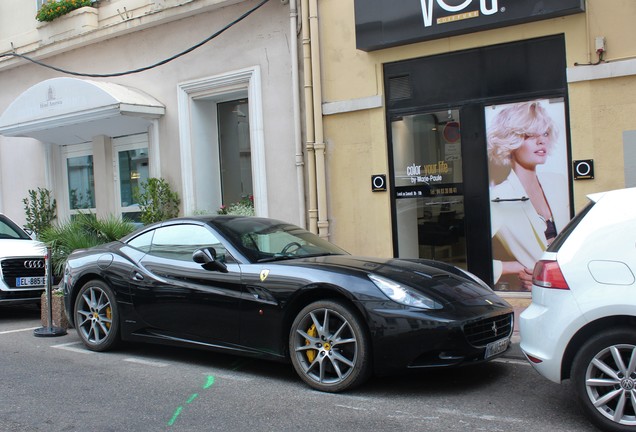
[291,302,367,391]
[584,343,636,426]
[76,284,114,347]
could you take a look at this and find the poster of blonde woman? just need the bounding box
[486,98,570,292]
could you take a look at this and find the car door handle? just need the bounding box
[131,271,144,281]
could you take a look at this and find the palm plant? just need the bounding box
[39,212,136,277]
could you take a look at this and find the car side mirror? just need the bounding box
[192,247,228,273]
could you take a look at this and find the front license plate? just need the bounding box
[485,337,509,359]
[16,276,46,287]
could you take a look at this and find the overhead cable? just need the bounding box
[0,0,271,78]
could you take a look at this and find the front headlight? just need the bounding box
[369,274,443,310]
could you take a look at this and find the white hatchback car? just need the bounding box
[0,214,47,305]
[520,187,636,432]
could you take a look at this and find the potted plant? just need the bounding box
[38,213,136,328]
[36,0,99,42]
[36,0,94,22]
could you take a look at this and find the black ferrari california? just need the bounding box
[62,216,513,392]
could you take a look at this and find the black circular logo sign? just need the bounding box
[573,160,594,180]
[371,175,387,192]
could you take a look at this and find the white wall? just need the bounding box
[0,0,301,226]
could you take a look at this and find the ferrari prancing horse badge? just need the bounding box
[260,269,270,282]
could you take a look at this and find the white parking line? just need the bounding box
[335,404,369,412]
[0,326,40,335]
[436,407,524,424]
[209,371,254,382]
[123,358,169,367]
[51,342,94,354]
[51,343,171,367]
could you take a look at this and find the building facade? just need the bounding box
[2,0,636,307]
[313,0,636,303]
[0,0,305,227]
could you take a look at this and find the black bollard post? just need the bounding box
[34,246,67,337]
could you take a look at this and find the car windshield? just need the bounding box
[213,217,348,263]
[0,215,31,240]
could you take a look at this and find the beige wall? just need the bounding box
[568,1,636,208]
[584,0,636,61]
[323,108,392,257]
[569,76,636,208]
[316,0,636,256]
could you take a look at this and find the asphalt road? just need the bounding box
[1,304,600,432]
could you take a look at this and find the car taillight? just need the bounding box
[524,353,543,364]
[533,260,569,290]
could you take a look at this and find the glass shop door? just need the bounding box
[391,108,467,269]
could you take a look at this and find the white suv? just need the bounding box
[520,187,636,432]
[0,214,47,305]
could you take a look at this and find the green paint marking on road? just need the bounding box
[167,406,183,426]
[203,375,215,389]
[167,376,215,426]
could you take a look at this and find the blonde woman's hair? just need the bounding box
[487,101,558,166]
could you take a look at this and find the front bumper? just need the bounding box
[0,256,46,305]
[0,288,44,305]
[363,298,514,375]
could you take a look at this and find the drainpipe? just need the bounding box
[301,0,318,234]
[307,0,329,238]
[289,0,307,228]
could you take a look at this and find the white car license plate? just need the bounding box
[485,337,509,359]
[16,276,46,287]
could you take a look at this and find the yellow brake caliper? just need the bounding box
[306,324,317,362]
[105,306,112,329]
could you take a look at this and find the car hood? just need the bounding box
[287,255,500,306]
[0,239,46,258]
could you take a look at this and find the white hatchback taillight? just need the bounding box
[533,260,570,290]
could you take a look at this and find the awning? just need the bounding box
[0,77,165,145]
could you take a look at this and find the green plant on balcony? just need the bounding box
[36,0,93,23]
[217,195,255,216]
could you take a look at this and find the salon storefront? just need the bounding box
[318,0,636,302]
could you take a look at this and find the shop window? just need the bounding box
[486,98,570,292]
[177,67,267,216]
[218,99,253,207]
[113,134,149,223]
[64,144,95,215]
[391,109,467,269]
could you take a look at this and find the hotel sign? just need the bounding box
[355,0,584,51]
